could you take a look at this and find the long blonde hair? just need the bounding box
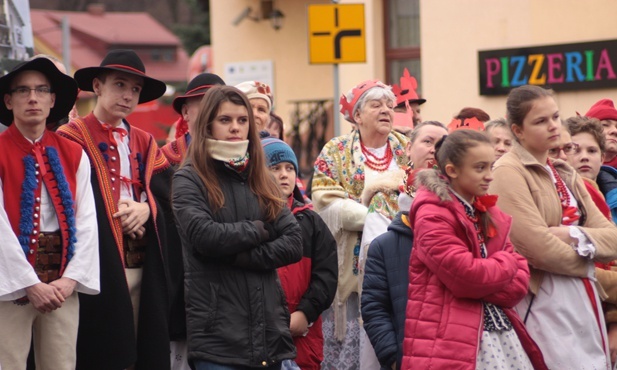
[183,85,283,221]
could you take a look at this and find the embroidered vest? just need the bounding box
[0,125,81,274]
[57,113,170,265]
[161,133,190,166]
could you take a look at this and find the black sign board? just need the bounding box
[478,40,617,95]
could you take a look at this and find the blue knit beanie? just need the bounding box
[261,136,299,174]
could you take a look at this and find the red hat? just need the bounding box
[447,117,485,133]
[585,99,617,121]
[392,68,425,108]
[340,79,388,123]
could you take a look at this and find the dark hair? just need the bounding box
[455,107,490,122]
[184,85,283,221]
[267,112,284,139]
[435,129,495,239]
[506,85,555,128]
[564,115,606,153]
[407,120,447,143]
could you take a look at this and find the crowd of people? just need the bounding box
[1,47,617,370]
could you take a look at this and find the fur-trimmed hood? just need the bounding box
[361,169,405,206]
[414,168,452,202]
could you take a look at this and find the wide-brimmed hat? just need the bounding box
[0,58,78,125]
[74,49,166,104]
[172,73,225,114]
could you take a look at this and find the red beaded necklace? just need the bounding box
[361,140,393,172]
[547,160,579,225]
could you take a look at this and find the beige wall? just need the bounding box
[421,0,617,124]
[210,0,385,136]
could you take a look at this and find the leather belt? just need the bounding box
[35,232,62,283]
[124,236,147,269]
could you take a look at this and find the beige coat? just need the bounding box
[490,143,617,295]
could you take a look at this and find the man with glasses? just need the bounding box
[0,58,99,369]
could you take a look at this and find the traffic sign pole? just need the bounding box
[307,2,365,137]
[334,63,340,136]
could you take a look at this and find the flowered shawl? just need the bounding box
[312,129,407,339]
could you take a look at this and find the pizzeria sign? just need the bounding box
[478,40,617,95]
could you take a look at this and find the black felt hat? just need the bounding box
[0,58,78,125]
[172,73,225,114]
[74,49,166,104]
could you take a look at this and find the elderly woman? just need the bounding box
[236,80,273,132]
[312,80,408,370]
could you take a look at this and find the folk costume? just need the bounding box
[0,58,99,370]
[161,73,225,167]
[491,143,617,369]
[57,49,183,370]
[161,132,190,167]
[312,80,408,370]
[358,166,413,370]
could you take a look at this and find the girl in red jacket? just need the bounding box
[402,130,546,370]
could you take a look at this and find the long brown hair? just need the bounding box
[435,129,496,239]
[183,85,283,221]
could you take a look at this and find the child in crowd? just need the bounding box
[562,116,617,364]
[261,137,338,370]
[402,130,546,370]
[491,85,617,370]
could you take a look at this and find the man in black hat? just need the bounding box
[57,49,182,370]
[0,58,99,369]
[161,72,225,166]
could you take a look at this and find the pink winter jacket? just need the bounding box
[401,170,547,370]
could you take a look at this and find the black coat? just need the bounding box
[172,161,303,367]
[361,212,413,370]
[76,166,180,370]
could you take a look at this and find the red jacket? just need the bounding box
[277,196,338,370]
[401,170,546,370]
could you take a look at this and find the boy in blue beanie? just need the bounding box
[261,137,338,370]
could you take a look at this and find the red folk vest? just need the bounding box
[0,124,81,274]
[57,113,169,265]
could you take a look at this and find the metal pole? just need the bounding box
[332,0,340,136]
[61,16,70,74]
[333,63,340,136]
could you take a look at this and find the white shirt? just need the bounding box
[107,120,146,202]
[0,145,100,300]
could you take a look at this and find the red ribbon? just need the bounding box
[102,123,128,147]
[472,194,498,213]
[32,142,47,177]
[473,194,498,238]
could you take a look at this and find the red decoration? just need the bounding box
[361,141,393,172]
[548,161,580,225]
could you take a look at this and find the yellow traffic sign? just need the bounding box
[308,4,366,64]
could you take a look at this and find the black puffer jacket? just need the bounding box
[172,161,303,367]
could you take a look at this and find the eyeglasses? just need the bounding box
[10,86,52,98]
[548,142,579,157]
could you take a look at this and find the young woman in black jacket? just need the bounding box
[172,85,303,370]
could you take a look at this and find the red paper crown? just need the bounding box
[391,68,425,107]
[340,79,388,123]
[447,117,485,132]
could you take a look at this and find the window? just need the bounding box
[385,0,421,93]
